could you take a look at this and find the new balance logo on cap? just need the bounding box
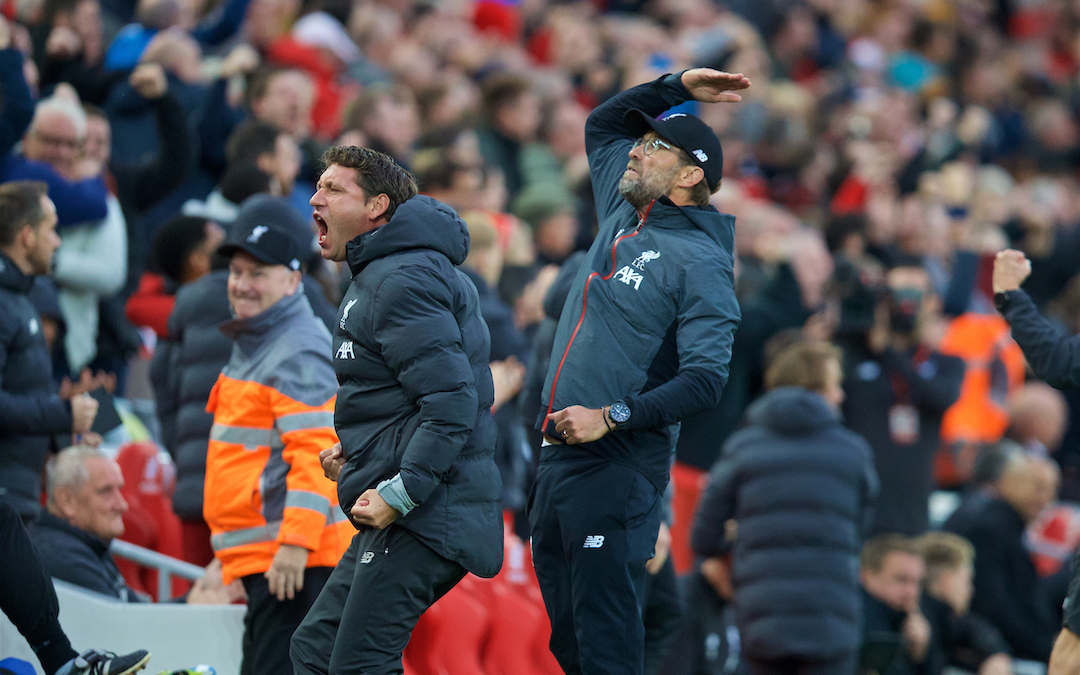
[693,149,709,162]
[246,225,269,243]
[583,535,605,549]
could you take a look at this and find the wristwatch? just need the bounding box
[993,290,1016,312]
[608,401,631,431]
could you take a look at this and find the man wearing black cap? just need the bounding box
[203,211,351,675]
[529,68,748,675]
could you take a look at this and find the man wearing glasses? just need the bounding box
[1,96,110,227]
[529,68,748,675]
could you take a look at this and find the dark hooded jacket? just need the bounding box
[333,195,502,578]
[692,387,879,661]
[151,269,234,519]
[537,73,741,493]
[0,252,74,519]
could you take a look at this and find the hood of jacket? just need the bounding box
[745,386,840,436]
[647,196,735,255]
[217,288,313,352]
[0,251,33,294]
[346,195,469,276]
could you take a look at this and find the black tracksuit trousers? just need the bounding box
[528,452,663,675]
[290,524,466,675]
[0,501,78,675]
[239,566,333,675]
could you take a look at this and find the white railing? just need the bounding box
[109,539,205,602]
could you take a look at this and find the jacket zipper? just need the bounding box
[543,200,655,425]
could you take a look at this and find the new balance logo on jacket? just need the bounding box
[583,535,605,549]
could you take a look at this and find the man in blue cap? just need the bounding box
[528,68,749,675]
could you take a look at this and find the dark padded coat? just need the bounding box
[692,387,878,660]
[0,252,74,519]
[29,512,143,602]
[151,269,233,519]
[333,195,503,578]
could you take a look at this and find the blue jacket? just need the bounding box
[333,195,503,578]
[692,387,878,660]
[0,253,74,518]
[0,155,109,228]
[536,73,741,491]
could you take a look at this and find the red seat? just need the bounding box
[480,579,552,675]
[114,442,187,599]
[406,578,489,675]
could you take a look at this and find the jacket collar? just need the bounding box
[0,250,34,294]
[37,510,112,557]
[218,288,310,352]
[640,197,736,254]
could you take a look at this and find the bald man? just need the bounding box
[944,448,1060,662]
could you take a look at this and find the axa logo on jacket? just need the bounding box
[336,340,355,360]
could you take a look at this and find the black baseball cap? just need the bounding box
[623,109,724,190]
[218,196,304,270]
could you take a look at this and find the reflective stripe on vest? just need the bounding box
[277,411,335,434]
[210,424,275,449]
[212,507,351,551]
[212,521,282,551]
[286,490,332,514]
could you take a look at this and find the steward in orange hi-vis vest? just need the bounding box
[204,289,351,586]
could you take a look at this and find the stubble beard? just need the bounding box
[618,165,678,211]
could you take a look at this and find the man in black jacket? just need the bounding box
[530,68,746,675]
[991,249,1080,672]
[692,340,877,675]
[942,446,1059,662]
[290,147,502,675]
[1,500,152,675]
[0,180,98,521]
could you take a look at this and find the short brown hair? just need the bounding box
[918,531,974,588]
[0,181,49,246]
[764,340,842,393]
[860,534,921,573]
[321,146,418,222]
[480,71,531,121]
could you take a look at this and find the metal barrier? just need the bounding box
[109,539,205,602]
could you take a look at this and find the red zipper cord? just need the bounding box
[543,200,656,425]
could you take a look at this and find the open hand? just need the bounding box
[264,544,309,601]
[680,69,751,103]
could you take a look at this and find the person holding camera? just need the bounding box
[839,257,965,537]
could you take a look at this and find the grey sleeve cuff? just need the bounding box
[376,474,418,516]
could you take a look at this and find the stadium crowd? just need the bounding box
[2,0,1080,669]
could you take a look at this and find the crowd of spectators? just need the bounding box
[2,0,1080,669]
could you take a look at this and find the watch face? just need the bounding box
[610,402,631,424]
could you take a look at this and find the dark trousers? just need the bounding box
[0,502,77,675]
[746,652,858,675]
[239,566,334,675]
[528,455,663,675]
[290,524,466,675]
[644,555,684,675]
